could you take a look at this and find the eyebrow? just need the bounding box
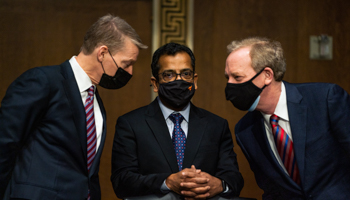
[122,59,136,64]
[224,72,229,79]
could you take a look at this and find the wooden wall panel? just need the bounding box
[0,1,152,199]
[2,0,350,199]
[193,0,350,199]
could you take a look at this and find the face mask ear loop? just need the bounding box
[250,67,266,81]
[108,50,120,69]
[101,62,106,74]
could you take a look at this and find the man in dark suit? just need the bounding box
[0,14,147,199]
[225,37,350,199]
[111,43,244,199]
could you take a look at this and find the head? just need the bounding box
[78,14,147,88]
[225,37,285,112]
[150,43,198,111]
[226,37,286,82]
[151,43,196,81]
[81,14,147,55]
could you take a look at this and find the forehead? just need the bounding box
[158,52,192,71]
[115,37,139,60]
[225,47,254,74]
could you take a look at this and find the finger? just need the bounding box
[191,186,211,194]
[181,188,210,197]
[181,181,207,189]
[181,190,197,197]
[184,177,209,184]
[182,171,200,178]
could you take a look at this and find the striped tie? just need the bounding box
[270,114,300,185]
[169,113,186,171]
[85,86,96,200]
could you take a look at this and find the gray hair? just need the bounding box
[81,14,147,55]
[227,37,286,81]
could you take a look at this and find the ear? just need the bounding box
[263,67,274,85]
[97,45,108,62]
[150,77,159,93]
[193,73,198,90]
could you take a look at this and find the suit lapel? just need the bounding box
[183,103,207,168]
[251,112,288,175]
[145,100,179,172]
[252,106,301,189]
[60,61,88,167]
[284,81,307,186]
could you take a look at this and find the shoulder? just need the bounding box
[8,65,59,90]
[235,111,261,136]
[118,104,150,121]
[285,81,338,94]
[285,81,347,100]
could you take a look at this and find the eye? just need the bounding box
[181,70,193,78]
[234,76,244,82]
[162,71,174,78]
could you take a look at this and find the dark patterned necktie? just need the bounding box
[85,86,96,200]
[169,113,186,171]
[270,114,300,185]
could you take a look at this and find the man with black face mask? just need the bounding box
[0,14,147,200]
[225,37,350,200]
[111,43,243,200]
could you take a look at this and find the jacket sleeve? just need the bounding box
[110,116,171,199]
[327,84,350,157]
[0,68,49,198]
[215,119,244,197]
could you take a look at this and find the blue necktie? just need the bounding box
[169,113,186,171]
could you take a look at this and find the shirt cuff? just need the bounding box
[160,179,171,192]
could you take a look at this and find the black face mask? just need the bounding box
[158,80,195,109]
[225,68,266,111]
[98,50,132,89]
[99,67,132,89]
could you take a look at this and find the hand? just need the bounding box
[181,170,223,199]
[166,165,202,195]
[181,166,210,199]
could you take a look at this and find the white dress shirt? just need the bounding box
[69,56,103,152]
[261,82,293,175]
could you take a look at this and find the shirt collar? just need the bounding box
[157,97,190,122]
[69,56,95,92]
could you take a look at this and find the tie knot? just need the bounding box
[87,85,95,97]
[270,114,279,125]
[169,113,184,124]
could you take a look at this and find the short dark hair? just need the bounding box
[151,43,195,80]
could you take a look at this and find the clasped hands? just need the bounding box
[165,165,223,200]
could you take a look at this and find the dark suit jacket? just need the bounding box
[111,99,243,199]
[235,81,350,200]
[0,61,106,200]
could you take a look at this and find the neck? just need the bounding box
[75,51,102,85]
[256,81,282,114]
